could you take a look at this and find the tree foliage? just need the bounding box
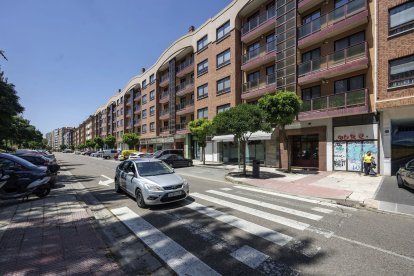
[212,104,270,175]
[85,139,95,149]
[258,91,302,172]
[94,136,104,150]
[104,135,116,149]
[60,144,68,151]
[188,118,212,165]
[122,133,139,149]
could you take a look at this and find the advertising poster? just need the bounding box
[333,142,347,170]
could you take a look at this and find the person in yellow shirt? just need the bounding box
[362,151,373,176]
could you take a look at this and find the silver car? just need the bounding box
[114,158,189,207]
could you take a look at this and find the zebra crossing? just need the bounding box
[111,185,356,275]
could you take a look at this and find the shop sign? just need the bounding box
[334,124,378,141]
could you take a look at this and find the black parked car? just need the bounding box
[158,154,192,168]
[14,152,60,188]
[396,159,414,189]
[153,149,184,159]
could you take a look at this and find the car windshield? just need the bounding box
[135,161,174,176]
[152,150,162,158]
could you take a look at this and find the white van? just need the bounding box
[102,149,118,159]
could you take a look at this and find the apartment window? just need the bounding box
[217,104,230,114]
[142,124,147,133]
[197,59,208,76]
[334,75,365,94]
[216,20,230,40]
[142,79,147,89]
[149,74,155,84]
[334,32,365,51]
[266,33,276,52]
[142,109,147,118]
[149,106,155,116]
[389,1,414,36]
[217,49,231,68]
[217,77,231,95]
[121,108,123,115]
[142,94,147,104]
[120,119,123,126]
[116,110,119,117]
[197,107,208,119]
[149,90,155,101]
[389,54,414,88]
[150,122,155,132]
[197,35,208,51]
[302,48,321,62]
[120,96,123,103]
[248,71,260,82]
[302,10,320,25]
[302,86,321,100]
[197,83,208,99]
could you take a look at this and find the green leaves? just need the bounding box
[188,118,212,148]
[94,136,104,149]
[104,135,116,149]
[122,133,139,149]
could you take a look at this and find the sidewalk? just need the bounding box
[193,160,382,208]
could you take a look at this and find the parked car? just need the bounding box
[119,150,138,161]
[114,158,189,207]
[128,152,146,160]
[91,151,103,158]
[102,149,118,159]
[158,154,192,168]
[13,152,60,188]
[63,149,73,153]
[0,153,51,199]
[153,149,184,159]
[75,151,81,155]
[396,159,414,189]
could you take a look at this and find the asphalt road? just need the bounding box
[56,153,414,275]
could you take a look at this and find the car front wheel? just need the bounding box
[397,175,404,188]
[135,189,146,208]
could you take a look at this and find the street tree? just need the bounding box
[122,133,139,150]
[212,104,270,175]
[85,139,95,149]
[104,135,116,149]
[188,118,212,165]
[60,144,68,151]
[94,137,104,150]
[258,91,302,172]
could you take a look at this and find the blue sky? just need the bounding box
[0,0,231,135]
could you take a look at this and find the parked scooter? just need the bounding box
[0,153,51,200]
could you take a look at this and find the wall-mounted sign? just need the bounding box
[334,124,378,141]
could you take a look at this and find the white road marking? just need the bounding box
[312,207,333,214]
[234,185,356,211]
[111,207,221,276]
[220,188,233,191]
[186,202,292,246]
[230,245,269,269]
[206,190,323,221]
[333,234,414,263]
[191,193,309,231]
[178,173,230,184]
[99,175,114,186]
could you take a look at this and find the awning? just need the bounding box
[211,129,274,142]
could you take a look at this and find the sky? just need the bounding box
[0,0,231,135]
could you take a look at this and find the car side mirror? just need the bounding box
[127,171,135,177]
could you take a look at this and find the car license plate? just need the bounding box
[168,191,182,197]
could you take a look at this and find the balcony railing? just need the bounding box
[242,41,276,65]
[298,0,366,39]
[298,42,367,76]
[159,127,170,133]
[176,78,194,93]
[134,92,142,101]
[176,123,188,131]
[160,73,170,83]
[242,74,276,93]
[176,57,194,74]
[301,89,367,113]
[159,91,169,100]
[241,6,276,35]
[176,99,194,111]
[126,110,133,117]
[159,109,169,117]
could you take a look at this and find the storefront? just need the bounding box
[139,137,174,153]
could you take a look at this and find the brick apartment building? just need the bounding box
[61,0,413,176]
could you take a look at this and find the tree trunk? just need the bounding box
[202,147,205,165]
[281,126,291,173]
[241,140,246,176]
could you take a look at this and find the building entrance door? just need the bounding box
[291,135,319,168]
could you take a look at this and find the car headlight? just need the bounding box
[144,183,164,192]
[183,178,189,187]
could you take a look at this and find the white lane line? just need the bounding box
[111,207,221,276]
[220,188,233,191]
[101,175,112,180]
[191,193,309,231]
[234,185,356,211]
[178,173,230,184]
[186,202,292,246]
[333,234,414,263]
[230,245,269,269]
[206,190,323,221]
[312,207,333,214]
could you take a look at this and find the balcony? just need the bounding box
[133,106,141,115]
[159,73,170,87]
[241,74,276,100]
[176,79,194,97]
[176,99,194,116]
[176,58,194,78]
[133,119,141,127]
[176,123,190,134]
[159,91,170,104]
[134,92,142,102]
[298,0,368,49]
[298,42,368,85]
[125,110,133,118]
[159,127,170,135]
[299,88,368,121]
[298,0,325,14]
[159,109,170,120]
[126,122,133,130]
[241,7,276,43]
[125,100,132,107]
[241,41,276,72]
